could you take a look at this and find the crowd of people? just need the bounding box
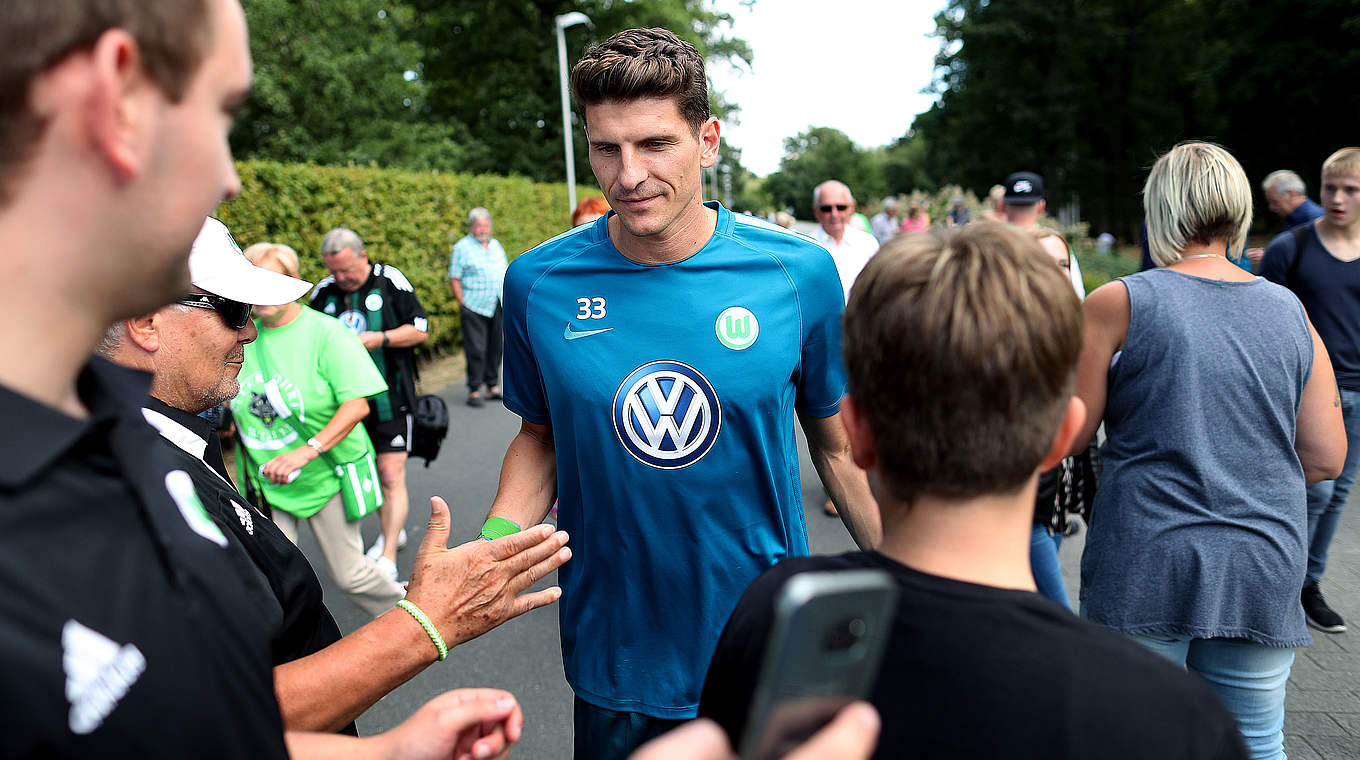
[2,2,1355,760]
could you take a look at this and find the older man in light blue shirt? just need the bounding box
[449,207,509,407]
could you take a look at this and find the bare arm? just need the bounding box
[449,277,465,306]
[1070,281,1129,456]
[261,397,370,484]
[360,323,428,351]
[486,419,558,529]
[800,411,880,549]
[284,688,523,760]
[274,497,570,732]
[1296,320,1347,483]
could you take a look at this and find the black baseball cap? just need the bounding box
[1003,172,1044,204]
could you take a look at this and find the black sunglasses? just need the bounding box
[818,204,849,213]
[177,293,252,330]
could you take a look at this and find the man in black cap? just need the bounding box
[101,216,572,735]
[1002,171,1084,297]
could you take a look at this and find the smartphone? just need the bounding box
[739,569,898,760]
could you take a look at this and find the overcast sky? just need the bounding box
[707,1,947,176]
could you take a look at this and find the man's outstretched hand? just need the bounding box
[374,688,523,760]
[403,497,571,650]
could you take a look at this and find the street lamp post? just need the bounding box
[556,12,592,218]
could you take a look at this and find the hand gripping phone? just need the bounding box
[739,569,898,760]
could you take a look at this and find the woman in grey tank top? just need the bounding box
[1071,143,1346,760]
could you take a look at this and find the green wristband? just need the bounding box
[479,516,523,541]
[396,599,447,662]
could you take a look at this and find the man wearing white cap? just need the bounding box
[101,217,574,735]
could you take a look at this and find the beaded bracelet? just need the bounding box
[396,599,447,662]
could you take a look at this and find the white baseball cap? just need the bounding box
[188,217,312,306]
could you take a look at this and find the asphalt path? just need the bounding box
[295,378,860,757]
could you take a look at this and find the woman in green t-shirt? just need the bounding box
[230,243,404,616]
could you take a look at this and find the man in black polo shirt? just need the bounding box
[102,217,573,734]
[312,227,428,580]
[0,1,554,757]
[0,0,295,756]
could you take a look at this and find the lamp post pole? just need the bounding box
[556,12,592,218]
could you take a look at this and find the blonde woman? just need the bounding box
[231,242,405,616]
[1073,142,1346,759]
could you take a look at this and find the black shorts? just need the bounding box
[364,413,413,454]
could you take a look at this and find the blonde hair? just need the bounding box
[1143,142,1252,267]
[243,242,301,279]
[1322,148,1360,181]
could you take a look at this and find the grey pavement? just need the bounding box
[297,378,1360,758]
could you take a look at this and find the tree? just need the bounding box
[234,0,477,170]
[910,0,1360,240]
[763,127,886,218]
[407,0,752,182]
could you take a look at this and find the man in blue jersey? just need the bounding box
[479,27,879,759]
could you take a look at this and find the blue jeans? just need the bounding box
[1304,386,1360,585]
[1127,633,1293,760]
[1029,524,1069,609]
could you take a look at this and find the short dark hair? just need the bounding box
[842,224,1083,504]
[0,0,215,202]
[570,27,710,133]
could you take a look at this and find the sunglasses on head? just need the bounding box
[177,293,252,330]
[818,204,849,213]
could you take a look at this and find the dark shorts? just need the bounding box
[363,413,413,454]
[573,697,685,760]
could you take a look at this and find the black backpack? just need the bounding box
[410,394,449,467]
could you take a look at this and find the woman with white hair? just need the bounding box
[1072,142,1346,759]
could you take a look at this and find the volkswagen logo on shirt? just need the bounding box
[613,360,722,469]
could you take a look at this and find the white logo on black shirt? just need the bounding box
[62,620,146,735]
[233,502,255,535]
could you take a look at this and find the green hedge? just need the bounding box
[217,160,600,355]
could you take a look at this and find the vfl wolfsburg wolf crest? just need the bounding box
[715,306,758,350]
[613,360,722,469]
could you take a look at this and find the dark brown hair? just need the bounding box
[842,223,1083,504]
[0,0,215,201]
[570,27,710,133]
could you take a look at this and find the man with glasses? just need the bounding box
[811,180,880,303]
[101,216,573,735]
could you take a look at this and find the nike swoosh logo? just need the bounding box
[564,323,614,341]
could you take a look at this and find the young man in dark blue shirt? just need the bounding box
[1260,148,1360,634]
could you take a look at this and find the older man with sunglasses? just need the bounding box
[101,217,573,736]
[811,180,880,303]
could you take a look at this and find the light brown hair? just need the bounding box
[570,27,710,133]
[842,224,1083,504]
[1322,147,1360,181]
[0,0,215,202]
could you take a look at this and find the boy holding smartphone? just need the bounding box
[699,224,1247,759]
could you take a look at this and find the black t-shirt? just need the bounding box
[0,358,287,758]
[699,552,1247,760]
[1259,222,1360,390]
[310,263,427,418]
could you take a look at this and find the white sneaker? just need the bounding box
[374,556,398,583]
[365,528,408,560]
